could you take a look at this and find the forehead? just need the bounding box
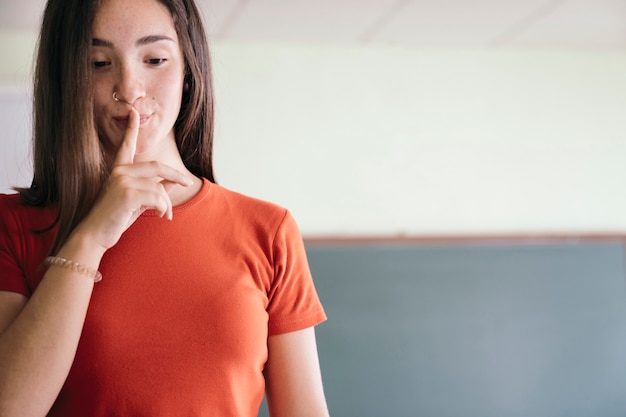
[92,0,178,41]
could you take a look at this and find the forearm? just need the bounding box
[0,232,103,417]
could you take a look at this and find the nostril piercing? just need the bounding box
[113,92,120,102]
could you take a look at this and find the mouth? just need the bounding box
[113,114,152,128]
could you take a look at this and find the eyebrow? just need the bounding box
[92,35,175,48]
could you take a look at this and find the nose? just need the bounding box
[113,63,146,105]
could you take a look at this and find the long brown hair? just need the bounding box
[18,0,216,255]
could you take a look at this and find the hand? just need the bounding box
[72,108,194,252]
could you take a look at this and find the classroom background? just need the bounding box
[1,1,626,416]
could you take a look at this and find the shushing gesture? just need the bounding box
[74,107,194,253]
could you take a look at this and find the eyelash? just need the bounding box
[91,58,167,70]
[147,58,167,65]
[93,61,110,69]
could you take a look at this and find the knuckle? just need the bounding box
[119,186,136,203]
[115,175,132,189]
[110,165,126,177]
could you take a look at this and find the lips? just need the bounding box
[113,114,152,128]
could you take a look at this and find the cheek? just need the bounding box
[164,79,184,102]
[162,64,185,95]
[156,72,185,112]
[92,101,108,130]
[92,87,110,119]
[91,88,114,142]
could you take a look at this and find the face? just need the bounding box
[91,0,185,156]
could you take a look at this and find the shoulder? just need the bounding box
[210,183,290,225]
[0,193,57,235]
[205,182,304,246]
[0,193,23,211]
[0,192,55,220]
[0,193,25,231]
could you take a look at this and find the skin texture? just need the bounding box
[0,0,329,416]
[91,0,185,158]
[265,328,330,417]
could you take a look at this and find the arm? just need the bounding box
[0,108,193,417]
[264,327,330,417]
[0,237,99,417]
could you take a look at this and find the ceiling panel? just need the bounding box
[0,0,623,50]
[367,0,555,46]
[210,0,400,43]
[196,0,240,37]
[508,0,626,49]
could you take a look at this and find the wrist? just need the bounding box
[44,256,103,282]
[56,227,107,270]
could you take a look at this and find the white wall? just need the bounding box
[0,85,32,194]
[0,30,37,194]
[211,43,626,236]
[2,33,626,236]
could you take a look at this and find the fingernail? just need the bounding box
[183,177,194,186]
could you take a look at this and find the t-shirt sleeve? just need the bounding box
[266,211,326,336]
[0,196,30,295]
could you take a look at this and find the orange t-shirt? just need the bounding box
[0,179,326,416]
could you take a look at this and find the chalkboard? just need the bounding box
[258,241,626,417]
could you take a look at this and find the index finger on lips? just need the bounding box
[113,107,140,167]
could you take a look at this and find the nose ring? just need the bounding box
[113,92,120,102]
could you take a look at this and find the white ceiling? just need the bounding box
[0,0,625,49]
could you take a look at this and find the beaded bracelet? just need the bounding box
[44,256,102,282]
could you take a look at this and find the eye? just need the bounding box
[146,58,167,65]
[92,61,110,69]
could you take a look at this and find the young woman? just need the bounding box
[0,0,329,416]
